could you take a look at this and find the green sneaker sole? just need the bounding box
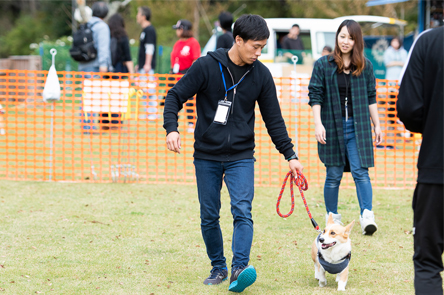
[228,265,257,293]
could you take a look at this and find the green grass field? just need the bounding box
[0,180,417,294]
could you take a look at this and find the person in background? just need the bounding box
[171,19,201,74]
[77,1,110,73]
[170,19,201,131]
[397,26,443,295]
[216,11,234,49]
[136,6,156,74]
[281,24,304,51]
[0,103,5,135]
[321,45,332,56]
[108,13,134,74]
[384,36,408,81]
[308,19,382,234]
[380,36,408,149]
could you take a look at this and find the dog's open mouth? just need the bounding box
[321,242,336,249]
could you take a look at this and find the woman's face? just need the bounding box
[337,26,355,55]
[176,29,182,38]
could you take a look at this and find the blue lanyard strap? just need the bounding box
[219,62,246,98]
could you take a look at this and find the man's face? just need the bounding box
[290,26,300,36]
[136,10,144,24]
[236,37,267,64]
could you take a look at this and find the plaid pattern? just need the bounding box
[308,55,376,168]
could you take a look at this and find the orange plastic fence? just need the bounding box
[0,70,419,188]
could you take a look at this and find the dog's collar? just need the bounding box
[318,250,351,262]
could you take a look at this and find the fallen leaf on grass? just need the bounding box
[90,220,109,225]
[0,265,4,268]
[399,245,404,248]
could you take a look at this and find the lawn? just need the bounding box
[0,180,416,294]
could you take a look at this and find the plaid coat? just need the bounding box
[308,55,376,168]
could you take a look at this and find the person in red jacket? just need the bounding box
[171,19,201,74]
[170,19,201,130]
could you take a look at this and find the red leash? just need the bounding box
[276,171,320,232]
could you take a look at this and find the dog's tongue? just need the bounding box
[322,242,335,249]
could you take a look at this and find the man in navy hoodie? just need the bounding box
[164,14,303,293]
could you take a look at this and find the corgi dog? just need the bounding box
[311,213,355,291]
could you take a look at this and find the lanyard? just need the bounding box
[219,62,246,101]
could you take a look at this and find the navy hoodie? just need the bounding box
[397,27,443,184]
[163,48,295,162]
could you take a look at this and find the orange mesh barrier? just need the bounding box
[0,70,419,188]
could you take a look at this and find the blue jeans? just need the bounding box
[324,118,373,215]
[194,158,255,269]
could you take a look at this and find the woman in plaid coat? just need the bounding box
[308,20,382,235]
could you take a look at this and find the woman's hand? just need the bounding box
[315,123,327,144]
[374,125,383,146]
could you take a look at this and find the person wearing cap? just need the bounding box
[216,11,234,49]
[170,19,201,74]
[164,14,303,292]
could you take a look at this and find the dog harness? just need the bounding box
[316,233,351,274]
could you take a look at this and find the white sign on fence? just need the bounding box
[82,79,130,113]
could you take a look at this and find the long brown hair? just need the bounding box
[333,20,365,76]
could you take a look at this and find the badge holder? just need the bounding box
[213,100,232,125]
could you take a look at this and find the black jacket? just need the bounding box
[163,48,295,161]
[397,27,443,184]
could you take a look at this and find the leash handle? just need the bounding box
[276,171,320,232]
[276,172,295,218]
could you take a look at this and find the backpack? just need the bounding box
[69,22,97,62]
[110,37,119,66]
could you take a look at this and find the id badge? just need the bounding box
[213,100,232,125]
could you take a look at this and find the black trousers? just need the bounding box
[413,183,444,295]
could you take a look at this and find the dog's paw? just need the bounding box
[337,281,346,291]
[319,280,327,287]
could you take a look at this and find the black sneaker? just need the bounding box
[203,267,228,285]
[228,265,257,292]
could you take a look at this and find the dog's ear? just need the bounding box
[345,220,355,234]
[327,212,335,225]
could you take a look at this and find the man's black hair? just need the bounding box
[139,6,151,21]
[92,1,108,19]
[292,24,300,28]
[233,14,270,42]
[219,11,233,31]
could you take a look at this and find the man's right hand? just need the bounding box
[166,131,181,154]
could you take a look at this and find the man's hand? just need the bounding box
[99,66,108,73]
[289,159,303,177]
[166,131,181,154]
